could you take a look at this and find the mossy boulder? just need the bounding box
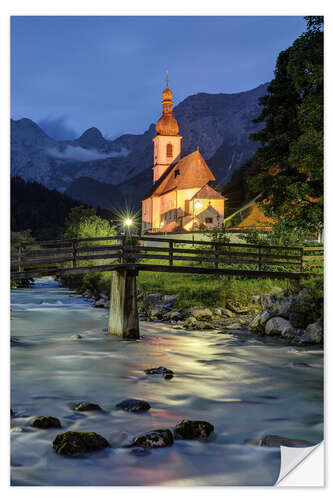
[116,398,151,412]
[144,366,174,380]
[174,419,214,439]
[186,307,213,321]
[73,401,103,412]
[53,431,110,456]
[132,429,174,448]
[31,416,61,429]
[296,321,323,345]
[288,291,320,329]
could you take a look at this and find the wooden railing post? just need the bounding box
[18,243,23,272]
[72,239,77,268]
[121,235,126,264]
[258,246,262,271]
[299,247,304,272]
[214,243,219,269]
[169,241,173,266]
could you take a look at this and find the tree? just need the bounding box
[249,17,323,234]
[64,206,116,242]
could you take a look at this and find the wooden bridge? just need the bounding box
[11,235,323,339]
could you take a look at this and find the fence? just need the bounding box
[11,235,323,279]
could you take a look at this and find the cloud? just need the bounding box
[46,145,129,162]
[38,115,78,140]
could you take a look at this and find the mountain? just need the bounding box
[11,82,268,207]
[11,176,87,240]
[65,176,124,210]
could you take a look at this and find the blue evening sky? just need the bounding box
[11,16,306,140]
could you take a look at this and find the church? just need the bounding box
[141,76,226,234]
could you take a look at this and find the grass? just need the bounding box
[60,265,289,310]
[137,271,288,309]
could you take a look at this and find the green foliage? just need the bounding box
[299,273,324,321]
[207,219,231,245]
[222,157,261,216]
[61,206,117,290]
[249,18,323,233]
[11,230,36,288]
[11,229,36,249]
[63,206,115,241]
[239,219,309,247]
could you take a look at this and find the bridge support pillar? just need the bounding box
[108,267,140,339]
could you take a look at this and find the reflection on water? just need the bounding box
[11,278,323,486]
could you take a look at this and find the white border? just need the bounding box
[1,1,331,498]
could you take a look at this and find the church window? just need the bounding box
[174,168,180,178]
[166,143,173,157]
[205,217,213,224]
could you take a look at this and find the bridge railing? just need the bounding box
[10,235,323,278]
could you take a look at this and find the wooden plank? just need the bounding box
[304,262,324,267]
[21,248,73,258]
[22,256,73,266]
[135,264,311,279]
[77,244,122,253]
[303,255,324,261]
[76,236,120,243]
[141,236,302,251]
[11,262,313,281]
[125,252,300,267]
[303,246,324,251]
[169,241,173,266]
[76,253,122,261]
[11,263,122,279]
[130,246,300,260]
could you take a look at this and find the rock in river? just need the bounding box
[73,401,103,412]
[31,416,62,429]
[132,429,174,448]
[53,431,110,456]
[144,366,174,379]
[259,434,314,448]
[116,398,151,412]
[174,419,214,439]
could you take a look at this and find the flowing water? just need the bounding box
[11,278,323,486]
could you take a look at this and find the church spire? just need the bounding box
[156,72,179,135]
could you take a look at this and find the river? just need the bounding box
[10,278,323,486]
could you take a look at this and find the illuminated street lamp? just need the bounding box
[124,218,133,227]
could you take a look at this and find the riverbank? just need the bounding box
[11,278,323,486]
[67,273,323,346]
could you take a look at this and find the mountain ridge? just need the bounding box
[11,82,269,207]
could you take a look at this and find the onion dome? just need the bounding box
[162,86,173,100]
[156,72,179,136]
[156,115,179,136]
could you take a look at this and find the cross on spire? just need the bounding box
[166,69,169,87]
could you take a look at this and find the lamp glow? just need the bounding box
[124,218,133,227]
[194,201,203,210]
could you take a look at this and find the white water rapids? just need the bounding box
[10,278,323,486]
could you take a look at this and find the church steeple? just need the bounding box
[156,72,179,136]
[152,73,182,183]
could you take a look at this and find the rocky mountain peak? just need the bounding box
[76,127,106,149]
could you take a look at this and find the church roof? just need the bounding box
[151,150,216,198]
[191,183,226,200]
[161,221,183,233]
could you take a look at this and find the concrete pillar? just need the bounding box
[108,267,140,339]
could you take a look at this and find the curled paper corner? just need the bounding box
[276,441,324,487]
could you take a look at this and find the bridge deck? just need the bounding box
[11,235,323,281]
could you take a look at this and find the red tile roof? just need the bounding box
[191,183,226,200]
[152,150,215,197]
